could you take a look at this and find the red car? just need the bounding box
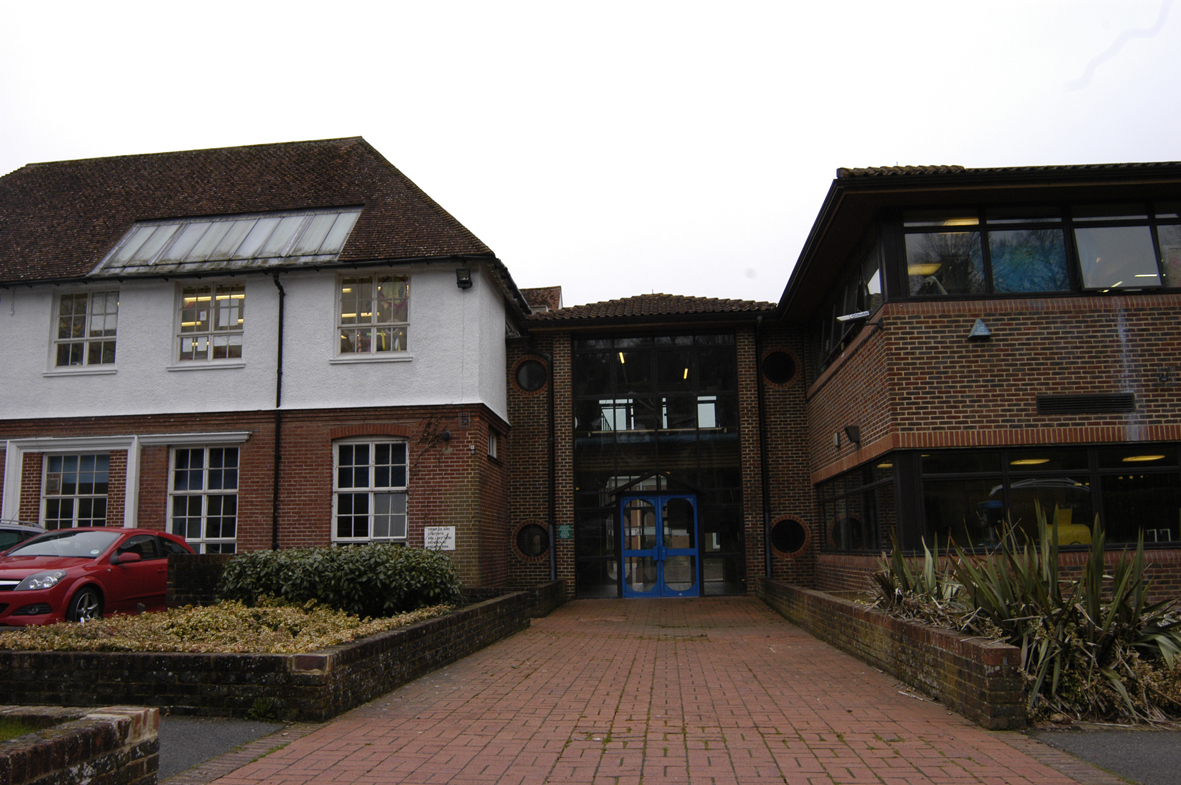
[0,527,194,626]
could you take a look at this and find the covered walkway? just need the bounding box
[203,598,1113,785]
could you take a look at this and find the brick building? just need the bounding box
[2,143,1179,603]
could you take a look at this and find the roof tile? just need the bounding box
[527,293,775,321]
[0,137,493,283]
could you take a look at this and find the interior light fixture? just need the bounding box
[908,263,942,276]
[941,217,979,226]
[683,368,689,380]
[455,268,473,289]
[1011,458,1050,466]
[1122,454,1166,462]
[877,462,893,469]
[618,352,625,364]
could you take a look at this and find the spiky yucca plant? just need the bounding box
[873,505,1181,721]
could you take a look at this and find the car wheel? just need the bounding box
[66,587,102,622]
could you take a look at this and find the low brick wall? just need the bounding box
[0,585,564,721]
[757,577,1025,730]
[0,706,158,785]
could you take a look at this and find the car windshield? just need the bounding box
[7,530,122,559]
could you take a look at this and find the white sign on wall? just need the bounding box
[424,526,456,551]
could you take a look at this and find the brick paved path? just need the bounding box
[212,598,1092,785]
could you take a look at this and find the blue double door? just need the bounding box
[620,494,700,598]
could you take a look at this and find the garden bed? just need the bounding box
[0,581,564,721]
[757,577,1025,730]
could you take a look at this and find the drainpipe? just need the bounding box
[271,273,286,551]
[755,316,773,578]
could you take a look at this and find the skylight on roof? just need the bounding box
[95,208,361,276]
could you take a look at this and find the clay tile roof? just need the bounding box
[836,165,967,178]
[835,161,1181,180]
[0,137,493,284]
[520,285,562,312]
[527,293,776,322]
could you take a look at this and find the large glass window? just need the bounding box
[334,441,408,542]
[170,447,239,553]
[178,283,245,361]
[909,445,1180,549]
[571,334,742,597]
[43,454,109,529]
[339,274,409,355]
[904,209,1071,298]
[54,291,118,367]
[818,461,896,552]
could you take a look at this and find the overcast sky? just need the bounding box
[2,2,1178,307]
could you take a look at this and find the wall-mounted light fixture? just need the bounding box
[844,425,861,445]
[455,268,473,289]
[967,318,991,341]
[440,429,452,442]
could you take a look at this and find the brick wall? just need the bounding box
[505,338,555,589]
[0,404,510,588]
[758,324,817,586]
[0,706,158,785]
[0,590,561,721]
[758,577,1025,730]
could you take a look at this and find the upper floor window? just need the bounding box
[54,291,118,367]
[178,283,245,361]
[338,274,409,354]
[904,208,1071,297]
[902,202,1181,298]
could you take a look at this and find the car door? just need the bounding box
[105,534,169,613]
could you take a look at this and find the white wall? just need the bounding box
[0,262,509,421]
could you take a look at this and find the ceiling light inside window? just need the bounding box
[1122,454,1165,462]
[1011,458,1050,465]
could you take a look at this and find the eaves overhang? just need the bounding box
[776,161,1181,325]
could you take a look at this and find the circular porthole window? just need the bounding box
[516,523,550,558]
[762,351,797,385]
[515,359,548,392]
[770,518,807,554]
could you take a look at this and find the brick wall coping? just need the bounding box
[0,705,158,785]
[0,582,566,722]
[757,577,1026,730]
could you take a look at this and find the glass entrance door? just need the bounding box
[620,494,699,597]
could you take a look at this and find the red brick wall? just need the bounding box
[505,339,556,589]
[552,334,575,595]
[0,405,509,588]
[758,325,817,586]
[737,328,765,591]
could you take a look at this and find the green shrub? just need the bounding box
[873,504,1181,722]
[216,544,463,617]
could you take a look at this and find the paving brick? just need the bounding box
[197,598,1108,784]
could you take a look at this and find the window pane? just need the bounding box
[906,232,985,296]
[1159,224,1181,287]
[1101,472,1180,544]
[1098,445,1178,469]
[921,451,1002,474]
[1074,225,1161,288]
[1008,448,1088,472]
[574,352,613,396]
[1008,477,1093,543]
[989,229,1070,293]
[923,477,999,548]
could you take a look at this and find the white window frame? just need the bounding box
[176,283,245,362]
[332,439,409,544]
[336,273,410,357]
[51,290,119,369]
[168,446,239,553]
[42,453,110,529]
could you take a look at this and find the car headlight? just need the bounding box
[15,570,67,591]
